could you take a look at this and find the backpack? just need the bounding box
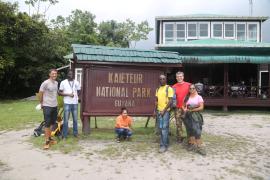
[33,121,45,137]
[156,85,177,109]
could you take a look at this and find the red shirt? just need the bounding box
[172,82,191,108]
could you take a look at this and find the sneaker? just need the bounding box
[196,147,207,156]
[116,138,120,143]
[187,144,196,151]
[176,137,184,144]
[49,138,57,145]
[158,147,167,153]
[73,134,78,138]
[43,141,50,150]
[126,136,131,141]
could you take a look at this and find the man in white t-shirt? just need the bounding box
[39,69,58,149]
[59,70,81,139]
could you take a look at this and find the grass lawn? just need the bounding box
[0,100,253,155]
[0,100,43,131]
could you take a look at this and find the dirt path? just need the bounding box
[0,113,270,180]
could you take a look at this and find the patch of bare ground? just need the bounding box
[0,113,269,180]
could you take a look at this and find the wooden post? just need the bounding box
[144,116,151,128]
[82,116,90,134]
[95,116,98,129]
[223,64,228,111]
[257,65,260,98]
[268,64,270,97]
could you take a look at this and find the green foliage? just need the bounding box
[0,1,68,98]
[0,1,153,98]
[98,20,129,47]
[24,0,59,19]
[97,19,153,48]
[66,10,98,44]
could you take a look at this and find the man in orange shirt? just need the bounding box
[172,71,191,143]
[115,107,133,143]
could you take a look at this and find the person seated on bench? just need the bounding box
[115,107,133,143]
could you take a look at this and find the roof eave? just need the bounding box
[156,44,270,49]
[76,60,182,67]
[155,16,269,22]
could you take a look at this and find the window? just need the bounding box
[224,23,235,38]
[248,23,258,42]
[75,68,82,85]
[176,23,185,41]
[164,23,174,43]
[187,23,197,38]
[199,23,209,38]
[212,23,223,38]
[236,23,246,41]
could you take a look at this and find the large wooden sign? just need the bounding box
[82,66,163,116]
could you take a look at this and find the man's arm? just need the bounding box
[38,91,43,107]
[153,97,158,118]
[161,97,172,116]
[160,86,173,115]
[58,90,73,97]
[58,82,73,97]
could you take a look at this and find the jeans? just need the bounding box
[157,111,170,148]
[115,128,132,138]
[43,106,57,128]
[63,104,78,138]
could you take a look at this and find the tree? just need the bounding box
[97,19,153,48]
[24,0,59,20]
[119,19,153,48]
[65,10,99,44]
[0,1,68,98]
[98,20,129,47]
[0,2,153,98]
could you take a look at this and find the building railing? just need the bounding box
[198,85,269,99]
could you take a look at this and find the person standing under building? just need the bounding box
[172,71,191,143]
[39,69,59,150]
[154,74,173,153]
[59,70,81,139]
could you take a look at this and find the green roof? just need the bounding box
[71,44,182,64]
[156,14,268,21]
[181,55,270,64]
[156,39,270,64]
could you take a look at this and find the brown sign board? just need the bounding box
[82,66,163,116]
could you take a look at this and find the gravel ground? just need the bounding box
[0,113,270,180]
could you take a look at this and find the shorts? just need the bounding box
[43,106,57,128]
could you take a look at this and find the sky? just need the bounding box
[6,0,270,49]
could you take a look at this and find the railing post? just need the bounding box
[257,65,260,98]
[223,64,228,111]
[268,64,270,97]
